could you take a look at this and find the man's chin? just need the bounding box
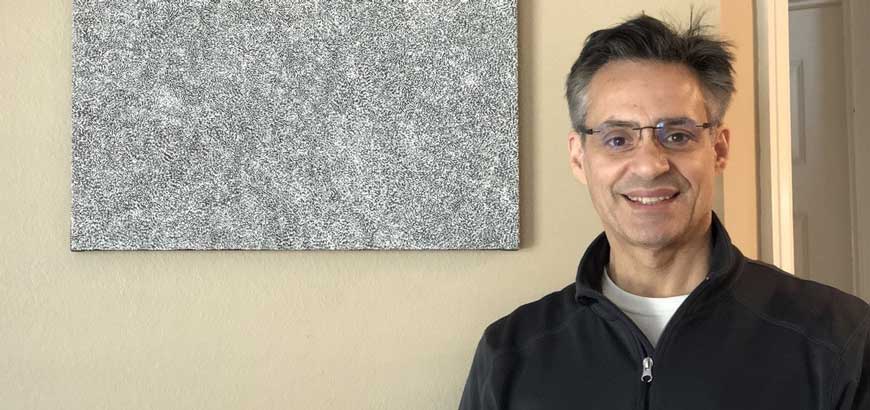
[618,226,682,249]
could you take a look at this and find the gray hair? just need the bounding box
[565,12,735,133]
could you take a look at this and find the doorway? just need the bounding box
[755,0,869,301]
[788,0,857,294]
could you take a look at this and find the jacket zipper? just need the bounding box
[585,294,655,409]
[582,271,722,409]
[641,356,653,409]
[641,357,653,382]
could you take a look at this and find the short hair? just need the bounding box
[565,12,735,133]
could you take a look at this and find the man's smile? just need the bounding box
[620,188,680,207]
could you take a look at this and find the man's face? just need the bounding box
[568,60,730,250]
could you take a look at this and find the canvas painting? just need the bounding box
[71,0,518,250]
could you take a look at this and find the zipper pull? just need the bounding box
[641,357,654,383]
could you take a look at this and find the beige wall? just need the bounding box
[720,0,759,259]
[0,1,728,409]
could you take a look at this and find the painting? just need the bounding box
[71,0,518,250]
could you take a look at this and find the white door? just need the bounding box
[788,1,856,294]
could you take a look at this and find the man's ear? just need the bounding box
[568,131,588,185]
[713,127,730,173]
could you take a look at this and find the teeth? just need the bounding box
[627,194,675,204]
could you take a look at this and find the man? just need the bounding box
[459,14,870,410]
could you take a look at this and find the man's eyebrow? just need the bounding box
[597,119,641,128]
[656,116,694,125]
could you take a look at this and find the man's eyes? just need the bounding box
[605,136,629,148]
[598,129,696,150]
[663,131,693,145]
[602,130,634,149]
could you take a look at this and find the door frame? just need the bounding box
[755,0,795,274]
[756,0,869,300]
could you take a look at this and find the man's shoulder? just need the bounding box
[480,283,584,357]
[730,257,870,353]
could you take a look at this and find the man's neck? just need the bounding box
[606,227,712,298]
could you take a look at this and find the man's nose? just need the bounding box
[629,131,670,178]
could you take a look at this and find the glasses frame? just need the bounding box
[581,118,717,152]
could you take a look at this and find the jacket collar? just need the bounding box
[574,211,739,302]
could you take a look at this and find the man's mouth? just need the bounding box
[621,192,680,205]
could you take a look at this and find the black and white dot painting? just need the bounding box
[71,0,518,250]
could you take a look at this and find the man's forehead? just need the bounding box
[591,59,696,80]
[585,60,707,124]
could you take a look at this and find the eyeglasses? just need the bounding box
[581,118,716,153]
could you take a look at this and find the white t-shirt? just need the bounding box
[602,267,689,347]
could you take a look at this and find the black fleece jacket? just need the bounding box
[459,213,870,409]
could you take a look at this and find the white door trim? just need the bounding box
[756,0,795,273]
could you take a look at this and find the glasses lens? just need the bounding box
[598,126,636,151]
[657,120,702,150]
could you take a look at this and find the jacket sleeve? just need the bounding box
[833,308,870,410]
[458,334,498,410]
